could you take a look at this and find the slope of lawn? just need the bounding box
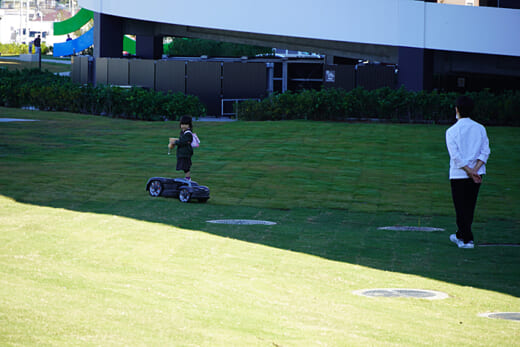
[1,107,519,346]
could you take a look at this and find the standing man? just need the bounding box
[34,35,41,55]
[446,95,490,249]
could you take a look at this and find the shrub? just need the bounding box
[0,42,50,55]
[237,87,519,126]
[0,69,206,120]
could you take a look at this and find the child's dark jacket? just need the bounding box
[175,130,193,158]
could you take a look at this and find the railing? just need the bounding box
[221,98,259,118]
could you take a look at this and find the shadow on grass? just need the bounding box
[10,194,519,298]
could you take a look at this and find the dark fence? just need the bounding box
[72,57,397,116]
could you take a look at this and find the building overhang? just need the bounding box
[80,0,520,60]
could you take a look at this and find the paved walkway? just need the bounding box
[1,116,235,122]
[196,116,236,122]
[0,55,71,64]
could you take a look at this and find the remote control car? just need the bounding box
[146,177,210,203]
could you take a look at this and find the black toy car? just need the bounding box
[146,177,210,203]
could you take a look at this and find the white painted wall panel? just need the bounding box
[424,3,520,56]
[80,0,403,45]
[397,0,426,48]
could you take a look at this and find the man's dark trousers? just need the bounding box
[451,178,481,243]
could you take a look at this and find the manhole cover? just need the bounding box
[479,312,520,322]
[0,118,38,122]
[353,288,449,300]
[378,226,444,232]
[206,219,276,225]
[478,243,520,247]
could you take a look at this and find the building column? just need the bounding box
[136,35,163,59]
[93,12,124,58]
[397,47,433,91]
[282,59,288,92]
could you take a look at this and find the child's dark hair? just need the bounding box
[456,96,474,118]
[179,115,193,129]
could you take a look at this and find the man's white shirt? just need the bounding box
[446,118,490,179]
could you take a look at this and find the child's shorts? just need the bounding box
[176,157,192,173]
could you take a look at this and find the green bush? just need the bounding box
[0,42,50,55]
[2,68,518,125]
[0,43,27,55]
[237,87,519,126]
[0,69,206,120]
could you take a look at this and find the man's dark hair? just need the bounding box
[456,95,474,118]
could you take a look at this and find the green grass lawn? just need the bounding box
[0,57,71,73]
[1,107,519,346]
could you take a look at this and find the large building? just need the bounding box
[0,0,78,46]
[78,0,519,93]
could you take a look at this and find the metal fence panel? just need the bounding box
[187,61,221,115]
[129,59,156,89]
[107,59,129,85]
[334,65,356,91]
[71,55,83,84]
[357,64,396,90]
[95,57,108,85]
[155,60,186,93]
[223,62,266,99]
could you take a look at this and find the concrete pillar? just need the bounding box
[282,59,288,92]
[136,35,163,59]
[93,12,124,59]
[266,62,274,94]
[397,47,433,91]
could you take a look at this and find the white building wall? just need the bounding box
[0,10,21,43]
[79,0,520,57]
[424,4,520,57]
[0,9,55,45]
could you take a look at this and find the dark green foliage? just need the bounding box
[0,68,205,120]
[164,38,272,57]
[238,86,520,126]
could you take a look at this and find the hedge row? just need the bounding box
[237,87,520,126]
[0,69,205,120]
[0,43,51,55]
[1,69,518,125]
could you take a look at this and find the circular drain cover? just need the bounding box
[353,288,449,300]
[206,219,276,225]
[479,312,520,322]
[378,226,444,232]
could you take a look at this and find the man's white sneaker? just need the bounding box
[459,241,474,249]
[450,234,462,247]
[450,234,474,249]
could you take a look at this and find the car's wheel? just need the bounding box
[149,180,163,197]
[179,188,191,202]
